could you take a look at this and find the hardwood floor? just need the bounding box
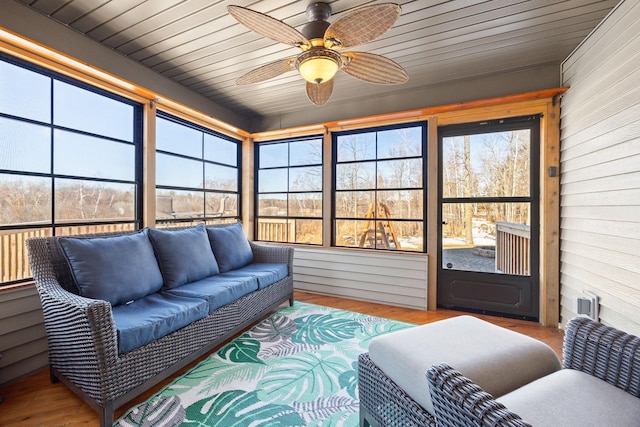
[0,291,564,426]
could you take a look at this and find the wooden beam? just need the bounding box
[142,102,156,228]
[427,116,439,310]
[0,28,153,102]
[322,128,332,247]
[250,88,568,139]
[0,27,249,140]
[241,137,255,240]
[539,98,561,327]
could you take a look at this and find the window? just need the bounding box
[255,136,323,244]
[0,54,142,286]
[155,113,240,226]
[333,122,426,252]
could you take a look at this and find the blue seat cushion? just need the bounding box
[112,292,208,354]
[149,224,220,289]
[58,229,164,306]
[165,275,257,312]
[220,263,288,289]
[206,223,253,273]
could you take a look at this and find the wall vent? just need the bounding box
[577,291,599,321]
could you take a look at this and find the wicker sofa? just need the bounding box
[427,316,640,427]
[26,222,294,427]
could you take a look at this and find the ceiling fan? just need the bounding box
[227,2,409,106]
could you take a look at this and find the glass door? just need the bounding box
[437,117,540,320]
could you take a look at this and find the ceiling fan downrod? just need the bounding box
[302,2,332,42]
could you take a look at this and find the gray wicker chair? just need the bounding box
[26,227,294,427]
[427,316,640,427]
[358,352,436,426]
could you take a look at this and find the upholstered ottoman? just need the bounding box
[358,315,562,427]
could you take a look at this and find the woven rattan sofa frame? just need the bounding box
[26,227,294,427]
[427,316,640,427]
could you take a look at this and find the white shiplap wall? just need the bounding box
[560,0,640,336]
[0,285,48,385]
[293,248,428,309]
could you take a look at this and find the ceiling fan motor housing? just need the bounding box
[302,20,330,41]
[306,2,331,21]
[302,2,331,41]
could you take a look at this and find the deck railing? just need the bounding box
[0,223,134,284]
[1,228,51,283]
[257,218,295,243]
[495,222,530,275]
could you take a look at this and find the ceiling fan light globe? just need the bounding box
[295,48,343,84]
[299,56,339,84]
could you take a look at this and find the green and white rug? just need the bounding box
[114,301,413,427]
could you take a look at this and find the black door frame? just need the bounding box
[436,116,541,320]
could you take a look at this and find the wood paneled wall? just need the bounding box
[293,248,428,309]
[0,285,47,385]
[560,0,640,336]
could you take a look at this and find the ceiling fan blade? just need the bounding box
[236,58,295,85]
[228,5,310,48]
[306,80,334,106]
[324,3,401,49]
[342,52,408,84]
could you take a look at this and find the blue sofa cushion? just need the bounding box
[58,229,164,306]
[220,263,288,289]
[165,274,257,312]
[206,223,253,273]
[149,224,220,289]
[112,292,208,354]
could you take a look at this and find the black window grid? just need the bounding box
[254,135,324,244]
[154,112,241,226]
[0,53,143,286]
[332,121,428,252]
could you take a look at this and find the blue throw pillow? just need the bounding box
[148,224,220,288]
[207,222,254,273]
[58,229,164,306]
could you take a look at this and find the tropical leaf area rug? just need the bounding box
[114,301,413,427]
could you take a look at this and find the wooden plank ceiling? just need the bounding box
[15,0,618,120]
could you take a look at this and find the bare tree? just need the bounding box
[463,135,474,245]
